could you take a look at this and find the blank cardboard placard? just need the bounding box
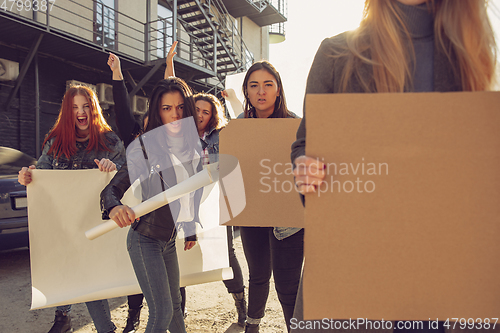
[304,92,500,321]
[219,119,304,227]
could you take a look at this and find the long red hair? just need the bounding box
[43,85,112,159]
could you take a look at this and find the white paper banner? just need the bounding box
[28,169,230,309]
[224,72,246,118]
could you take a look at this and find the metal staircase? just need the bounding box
[165,0,252,86]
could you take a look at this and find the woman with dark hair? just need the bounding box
[193,92,248,325]
[163,44,248,326]
[237,60,304,333]
[291,0,497,332]
[18,85,126,333]
[108,49,247,329]
[100,67,202,332]
[238,60,297,119]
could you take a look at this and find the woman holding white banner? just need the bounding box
[18,85,126,333]
[291,0,497,332]
[100,74,203,333]
[237,60,304,333]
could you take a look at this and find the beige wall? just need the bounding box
[241,17,268,62]
[116,0,147,60]
[48,0,94,41]
[5,0,93,41]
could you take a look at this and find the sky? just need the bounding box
[269,0,500,117]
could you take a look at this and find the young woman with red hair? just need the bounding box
[18,85,125,333]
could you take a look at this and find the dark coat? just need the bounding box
[291,32,462,164]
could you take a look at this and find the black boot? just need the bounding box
[48,310,72,333]
[122,305,142,333]
[245,323,260,333]
[232,291,247,327]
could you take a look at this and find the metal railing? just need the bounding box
[266,0,287,17]
[148,15,213,70]
[2,0,254,77]
[2,0,145,60]
[204,0,254,71]
[269,21,285,35]
[154,0,254,75]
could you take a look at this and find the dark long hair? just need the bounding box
[194,92,228,132]
[242,60,293,118]
[144,77,199,153]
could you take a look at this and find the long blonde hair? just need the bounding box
[338,0,497,92]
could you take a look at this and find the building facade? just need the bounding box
[0,0,286,158]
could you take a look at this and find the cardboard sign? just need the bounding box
[219,118,304,227]
[302,92,500,321]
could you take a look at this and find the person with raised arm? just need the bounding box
[162,41,248,327]
[102,53,202,332]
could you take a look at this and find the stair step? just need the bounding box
[182,13,206,23]
[217,59,242,66]
[217,66,239,74]
[185,19,215,30]
[198,43,230,52]
[201,46,237,55]
[182,11,214,22]
[178,4,198,16]
[174,0,193,5]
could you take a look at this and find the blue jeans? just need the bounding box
[127,228,186,333]
[56,300,115,333]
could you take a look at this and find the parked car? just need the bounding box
[0,147,36,251]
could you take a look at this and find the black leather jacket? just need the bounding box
[106,80,202,242]
[100,138,202,242]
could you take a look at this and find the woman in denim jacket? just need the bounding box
[18,85,126,333]
[237,60,304,333]
[193,92,249,325]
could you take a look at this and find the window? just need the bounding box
[157,3,173,58]
[94,0,116,49]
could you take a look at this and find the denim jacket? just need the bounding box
[200,126,220,164]
[36,132,126,171]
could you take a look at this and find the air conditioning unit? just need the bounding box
[0,59,19,81]
[96,83,114,105]
[66,80,97,94]
[132,95,149,115]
